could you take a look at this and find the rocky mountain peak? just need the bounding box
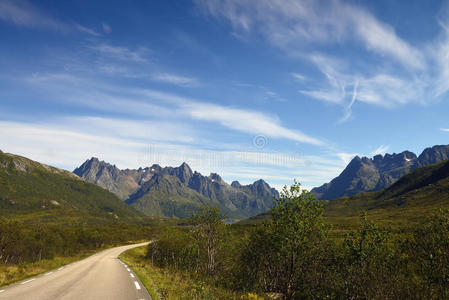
[311,144,449,200]
[209,173,222,182]
[231,180,241,188]
[74,158,279,219]
[418,145,449,165]
[175,162,193,183]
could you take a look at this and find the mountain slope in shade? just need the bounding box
[75,158,279,218]
[312,145,449,200]
[0,151,143,223]
[324,159,449,229]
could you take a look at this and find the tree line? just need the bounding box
[0,219,151,265]
[147,182,449,299]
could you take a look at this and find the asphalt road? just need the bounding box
[0,242,152,300]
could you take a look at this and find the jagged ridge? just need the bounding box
[74,158,279,218]
[312,145,449,200]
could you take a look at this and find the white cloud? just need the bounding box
[74,24,100,36]
[291,73,307,82]
[0,0,66,30]
[0,120,148,170]
[348,6,424,70]
[89,44,149,62]
[152,73,200,87]
[0,0,102,36]
[335,152,359,165]
[196,0,441,122]
[195,0,424,70]
[370,145,390,156]
[441,128,449,132]
[0,119,338,188]
[179,101,324,145]
[25,73,324,146]
[61,116,196,144]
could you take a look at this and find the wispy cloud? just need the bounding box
[179,101,324,145]
[74,24,100,36]
[0,119,338,187]
[25,73,324,146]
[335,152,359,165]
[299,53,427,120]
[195,0,424,70]
[0,0,101,36]
[88,44,150,62]
[0,0,66,31]
[370,145,390,156]
[152,73,200,87]
[291,73,307,82]
[441,128,449,132]
[196,0,444,122]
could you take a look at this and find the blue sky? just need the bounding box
[1,0,449,191]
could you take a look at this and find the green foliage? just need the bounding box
[407,209,449,298]
[147,206,226,277]
[239,181,331,299]
[337,212,410,299]
[192,206,226,275]
[0,218,151,266]
[140,181,449,299]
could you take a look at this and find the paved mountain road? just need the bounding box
[0,242,151,300]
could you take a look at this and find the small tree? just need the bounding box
[193,206,225,276]
[240,181,330,299]
[340,211,399,299]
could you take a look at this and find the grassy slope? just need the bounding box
[240,160,449,233]
[0,248,104,287]
[119,246,257,300]
[0,152,143,224]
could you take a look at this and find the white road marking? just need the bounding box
[57,267,64,271]
[134,281,141,290]
[130,273,135,278]
[21,279,35,285]
[44,272,53,276]
[0,290,4,293]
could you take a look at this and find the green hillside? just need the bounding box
[126,174,247,219]
[241,160,449,232]
[325,159,449,231]
[0,151,143,224]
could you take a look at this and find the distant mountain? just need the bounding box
[324,158,449,228]
[243,159,449,230]
[312,145,449,200]
[73,157,154,200]
[74,158,279,218]
[0,151,143,223]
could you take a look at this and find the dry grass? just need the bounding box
[0,251,96,287]
[120,246,263,300]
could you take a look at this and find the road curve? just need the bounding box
[0,242,151,300]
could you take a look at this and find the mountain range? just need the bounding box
[74,158,279,218]
[311,145,449,200]
[244,154,449,230]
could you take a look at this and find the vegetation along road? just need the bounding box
[0,242,151,300]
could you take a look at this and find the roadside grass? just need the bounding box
[0,249,97,287]
[120,246,262,300]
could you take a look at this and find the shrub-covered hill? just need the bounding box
[241,159,449,231]
[0,151,143,224]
